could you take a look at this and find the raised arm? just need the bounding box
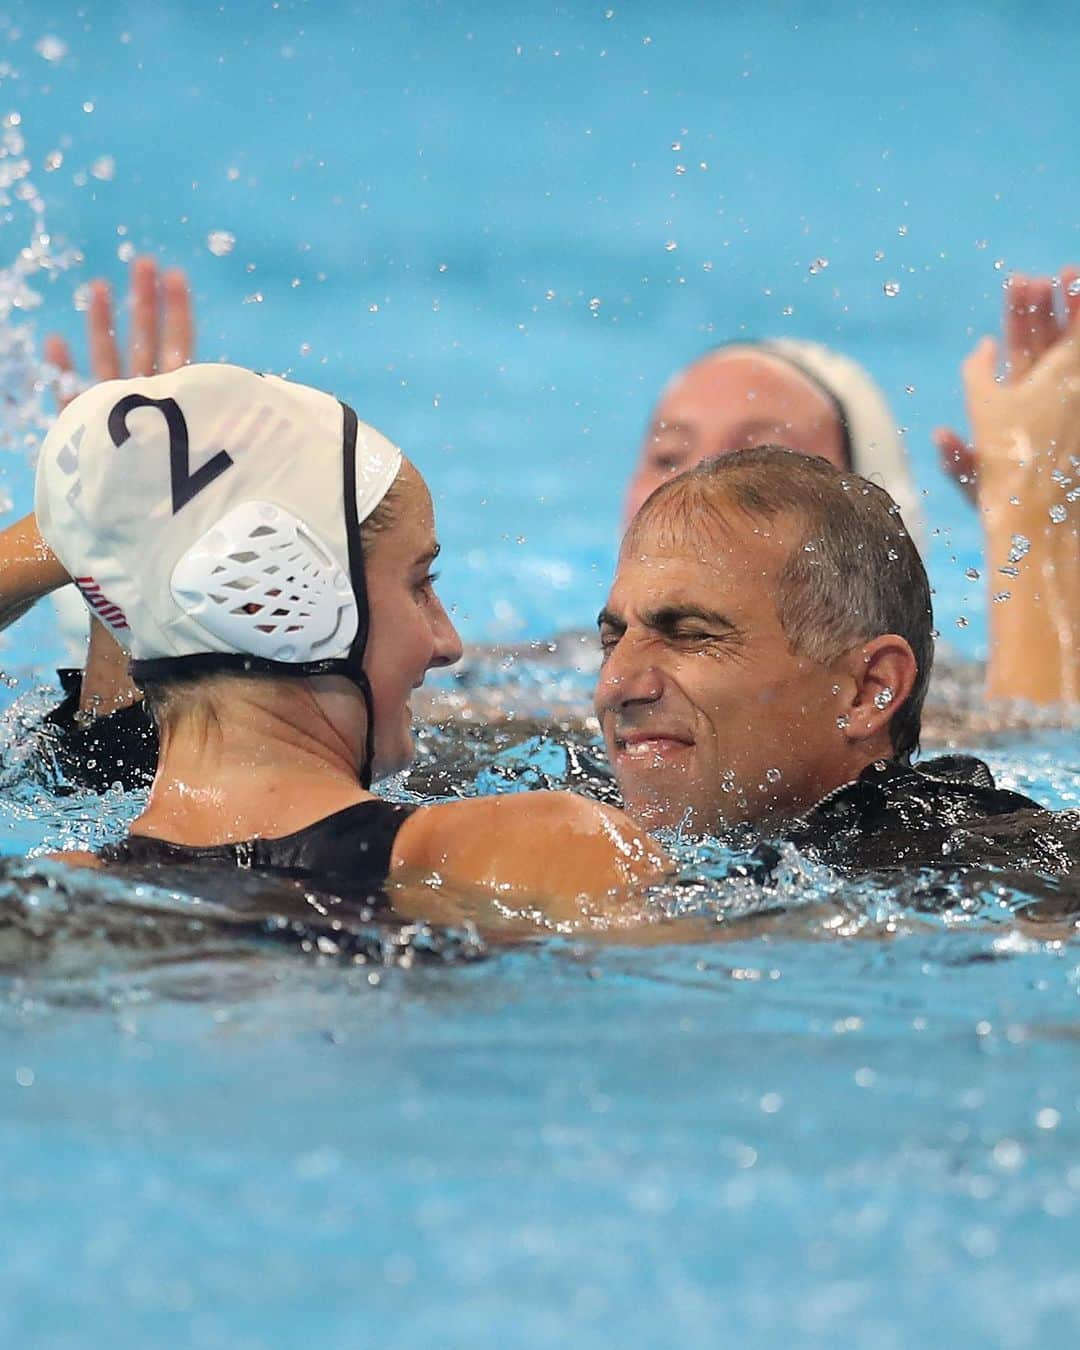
[0,512,70,629]
[946,268,1080,703]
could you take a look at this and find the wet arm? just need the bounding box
[389,790,673,935]
[0,512,70,629]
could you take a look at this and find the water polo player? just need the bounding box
[33,362,672,933]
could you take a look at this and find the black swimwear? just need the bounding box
[39,669,159,793]
[773,754,1068,873]
[100,799,416,910]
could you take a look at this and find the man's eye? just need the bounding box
[650,452,684,474]
[598,632,620,655]
[414,570,439,596]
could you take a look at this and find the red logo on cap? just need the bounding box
[74,577,129,631]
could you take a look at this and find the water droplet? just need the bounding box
[1049,503,1068,523]
[43,149,63,172]
[897,224,908,236]
[206,229,235,257]
[664,240,678,252]
[964,567,980,581]
[883,280,901,297]
[1007,533,1031,564]
[955,616,969,629]
[873,687,894,709]
[808,257,829,275]
[1036,1107,1061,1130]
[1068,278,1080,298]
[886,548,899,561]
[90,155,115,182]
[873,249,885,262]
[781,304,793,316]
[243,291,264,304]
[993,591,1012,604]
[765,767,782,783]
[34,35,68,63]
[993,258,1006,271]
[72,283,91,312]
[673,163,686,175]
[992,1138,1024,1170]
[836,714,850,730]
[904,384,916,394]
[116,241,135,263]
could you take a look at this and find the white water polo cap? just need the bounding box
[35,361,401,699]
[748,339,924,550]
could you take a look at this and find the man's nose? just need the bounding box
[428,596,464,669]
[594,639,664,713]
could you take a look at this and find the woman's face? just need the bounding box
[623,351,847,524]
[363,461,463,777]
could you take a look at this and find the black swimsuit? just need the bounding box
[100,800,416,909]
[40,669,159,793]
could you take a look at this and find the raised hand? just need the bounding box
[44,255,193,411]
[934,268,1080,503]
[951,266,1080,704]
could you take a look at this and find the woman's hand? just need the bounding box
[943,268,1080,704]
[44,255,194,408]
[935,269,1080,504]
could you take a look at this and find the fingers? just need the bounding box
[933,427,978,505]
[1003,274,1059,381]
[42,334,80,413]
[1061,265,1080,333]
[159,267,194,372]
[42,334,72,374]
[127,256,160,377]
[87,280,122,381]
[963,335,999,401]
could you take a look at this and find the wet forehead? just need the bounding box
[652,350,837,430]
[610,508,796,621]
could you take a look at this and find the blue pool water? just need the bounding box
[0,2,1078,1346]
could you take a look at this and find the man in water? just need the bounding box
[596,445,1054,871]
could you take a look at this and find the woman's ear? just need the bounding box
[838,635,919,746]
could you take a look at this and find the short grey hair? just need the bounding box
[628,445,934,759]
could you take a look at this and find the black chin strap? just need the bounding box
[339,401,377,788]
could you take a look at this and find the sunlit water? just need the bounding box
[0,3,1078,1346]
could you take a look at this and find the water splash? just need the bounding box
[0,109,79,462]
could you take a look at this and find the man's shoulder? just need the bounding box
[784,754,1057,871]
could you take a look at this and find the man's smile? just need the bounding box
[612,728,695,761]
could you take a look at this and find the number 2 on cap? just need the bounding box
[107,395,234,514]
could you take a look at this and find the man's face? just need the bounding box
[595,504,858,832]
[623,351,847,523]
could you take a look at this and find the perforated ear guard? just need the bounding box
[170,500,359,664]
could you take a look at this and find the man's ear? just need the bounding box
[839,635,919,745]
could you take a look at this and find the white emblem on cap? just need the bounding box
[170,500,357,664]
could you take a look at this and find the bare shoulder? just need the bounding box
[44,850,105,869]
[395,790,630,860]
[391,790,670,901]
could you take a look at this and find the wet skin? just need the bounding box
[363,463,463,776]
[595,510,874,833]
[623,351,847,523]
